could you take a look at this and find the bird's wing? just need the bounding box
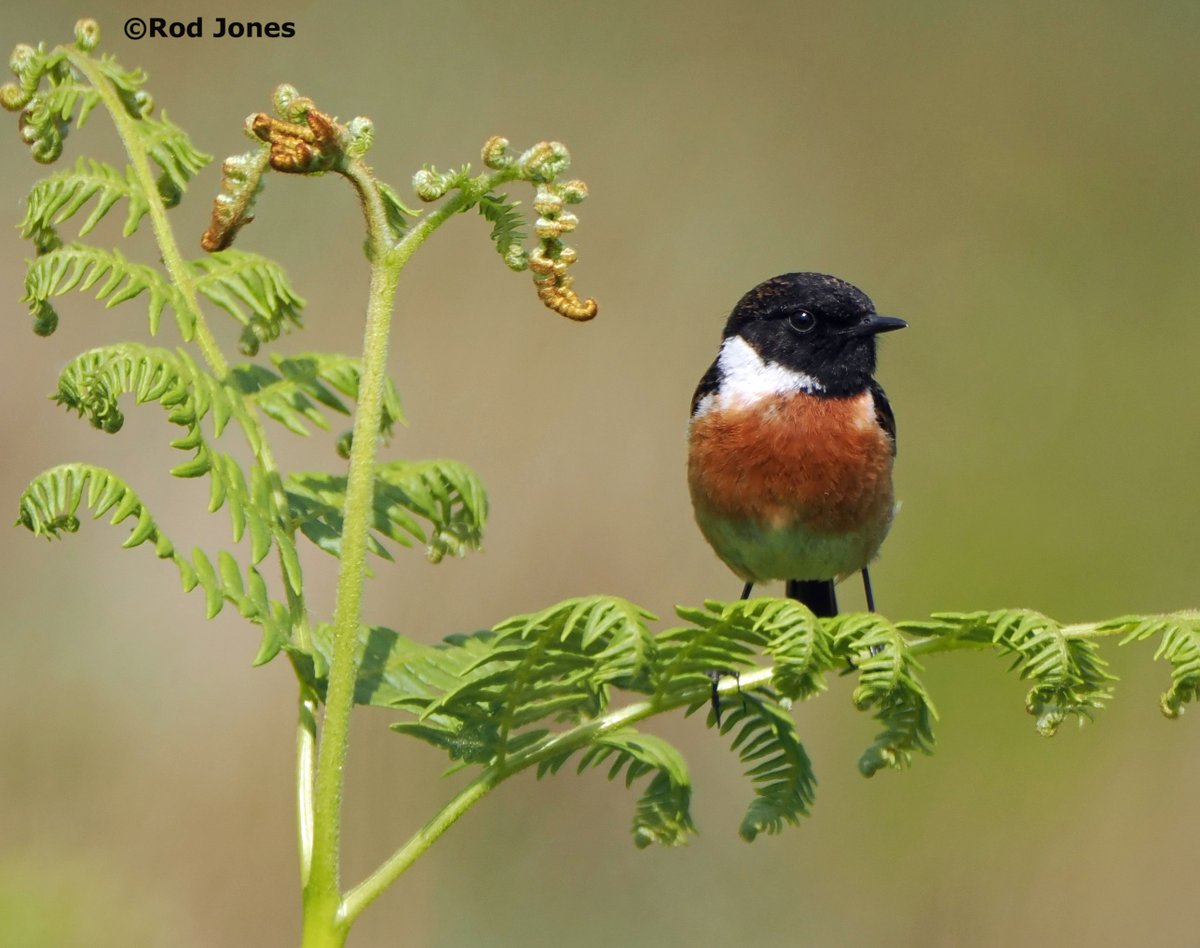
[690,360,721,416]
[869,378,897,454]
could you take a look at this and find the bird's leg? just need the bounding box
[860,566,887,658]
[704,584,755,726]
[861,567,876,612]
[707,668,742,727]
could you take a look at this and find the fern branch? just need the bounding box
[190,249,305,356]
[23,243,187,338]
[718,692,817,840]
[325,596,1200,933]
[286,460,487,564]
[228,352,403,439]
[22,157,150,245]
[50,344,303,626]
[16,463,288,661]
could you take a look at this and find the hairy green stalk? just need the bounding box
[339,666,772,924]
[304,206,401,937]
[303,159,525,940]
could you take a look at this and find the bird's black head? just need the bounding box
[722,272,906,395]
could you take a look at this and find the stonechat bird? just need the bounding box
[687,272,906,617]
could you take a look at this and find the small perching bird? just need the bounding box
[687,272,906,616]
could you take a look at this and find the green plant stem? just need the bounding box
[305,259,401,932]
[340,666,775,924]
[303,164,525,940]
[297,688,319,887]
[340,772,499,926]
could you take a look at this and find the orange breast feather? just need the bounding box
[688,390,894,535]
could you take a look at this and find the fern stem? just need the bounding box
[340,668,771,923]
[307,258,401,910]
[384,166,521,271]
[305,162,525,930]
[297,688,319,888]
[904,618,1136,656]
[65,49,228,378]
[340,772,499,926]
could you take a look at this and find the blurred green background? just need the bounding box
[2,1,1198,945]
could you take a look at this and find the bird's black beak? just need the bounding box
[846,314,907,337]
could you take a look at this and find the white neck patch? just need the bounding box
[693,335,825,418]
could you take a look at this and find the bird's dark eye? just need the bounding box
[787,310,816,334]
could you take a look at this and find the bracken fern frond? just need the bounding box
[189,249,304,355]
[23,243,186,338]
[228,352,403,439]
[719,692,817,841]
[285,459,487,564]
[22,157,150,244]
[15,462,289,663]
[51,344,298,588]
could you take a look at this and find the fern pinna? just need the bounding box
[4,19,1198,948]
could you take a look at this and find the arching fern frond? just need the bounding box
[830,613,937,775]
[478,191,527,271]
[537,728,695,848]
[717,692,816,841]
[746,598,833,701]
[16,462,288,663]
[1110,613,1200,718]
[386,597,656,766]
[54,342,224,434]
[902,609,1112,737]
[17,461,176,557]
[189,249,304,355]
[23,158,150,245]
[52,344,286,568]
[286,460,486,563]
[23,243,187,338]
[135,111,210,192]
[228,352,403,439]
[657,598,837,711]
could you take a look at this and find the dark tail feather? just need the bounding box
[786,579,838,617]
